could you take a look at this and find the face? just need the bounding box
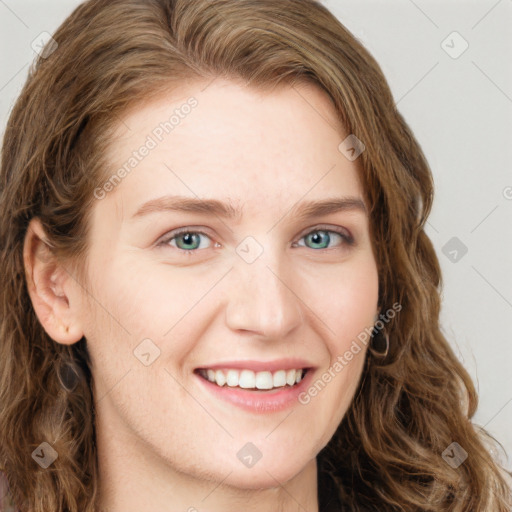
[68,78,379,488]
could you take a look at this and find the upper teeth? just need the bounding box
[200,368,305,389]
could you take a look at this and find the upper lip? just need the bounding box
[195,358,315,373]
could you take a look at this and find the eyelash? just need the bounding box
[157,225,354,256]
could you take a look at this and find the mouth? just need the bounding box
[194,367,311,393]
[193,365,315,413]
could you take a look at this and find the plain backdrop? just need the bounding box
[1,0,511,470]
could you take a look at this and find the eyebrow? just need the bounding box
[130,194,367,221]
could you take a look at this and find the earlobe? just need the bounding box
[23,217,84,345]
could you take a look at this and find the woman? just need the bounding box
[0,0,510,511]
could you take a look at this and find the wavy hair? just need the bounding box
[0,0,511,510]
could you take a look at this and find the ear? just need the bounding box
[23,217,84,345]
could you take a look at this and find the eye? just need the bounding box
[157,225,354,256]
[293,226,354,250]
[157,228,214,254]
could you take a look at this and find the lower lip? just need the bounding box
[194,369,315,413]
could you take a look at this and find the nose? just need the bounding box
[224,248,304,340]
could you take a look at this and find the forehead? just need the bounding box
[98,78,366,224]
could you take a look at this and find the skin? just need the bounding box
[23,78,379,512]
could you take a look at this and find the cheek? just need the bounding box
[306,255,377,415]
[86,253,178,334]
[78,257,168,373]
[82,253,219,371]
[316,256,379,349]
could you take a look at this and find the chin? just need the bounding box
[222,466,302,491]
[218,450,312,490]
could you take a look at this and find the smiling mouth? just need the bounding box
[194,367,311,392]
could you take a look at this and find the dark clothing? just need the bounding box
[317,458,345,511]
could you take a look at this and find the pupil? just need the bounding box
[310,231,328,248]
[180,233,197,249]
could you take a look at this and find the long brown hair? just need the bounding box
[1,0,510,510]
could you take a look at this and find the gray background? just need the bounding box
[1,0,511,470]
